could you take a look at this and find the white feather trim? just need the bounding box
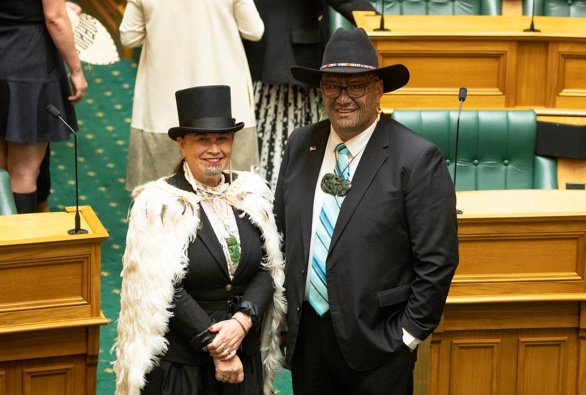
[112,174,286,395]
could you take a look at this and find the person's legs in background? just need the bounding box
[5,141,48,213]
[36,144,51,212]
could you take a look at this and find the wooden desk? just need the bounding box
[353,12,586,123]
[0,207,109,395]
[418,190,586,395]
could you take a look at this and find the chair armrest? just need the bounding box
[533,155,558,189]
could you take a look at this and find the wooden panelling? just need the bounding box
[0,356,87,395]
[354,13,586,124]
[0,207,108,395]
[517,338,568,395]
[413,191,586,395]
[24,364,74,395]
[0,328,88,362]
[448,340,500,395]
[555,43,586,109]
[0,257,88,310]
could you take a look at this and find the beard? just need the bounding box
[205,163,224,177]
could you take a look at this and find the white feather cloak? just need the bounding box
[113,171,286,395]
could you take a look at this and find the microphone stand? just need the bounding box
[374,0,390,32]
[46,105,88,235]
[454,87,467,214]
[523,0,541,32]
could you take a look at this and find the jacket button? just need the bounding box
[225,284,233,292]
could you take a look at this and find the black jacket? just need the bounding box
[243,0,376,85]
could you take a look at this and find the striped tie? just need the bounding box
[309,143,350,316]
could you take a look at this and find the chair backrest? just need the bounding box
[371,0,502,15]
[390,110,558,191]
[0,169,17,215]
[523,0,586,17]
[330,0,502,33]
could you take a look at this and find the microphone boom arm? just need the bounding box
[454,87,467,214]
[374,0,390,32]
[46,105,88,235]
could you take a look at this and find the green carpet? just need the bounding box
[48,60,292,394]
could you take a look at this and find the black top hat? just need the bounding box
[168,85,244,141]
[290,28,410,93]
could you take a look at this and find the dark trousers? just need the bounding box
[291,303,416,395]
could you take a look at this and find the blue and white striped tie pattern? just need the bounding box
[309,143,350,316]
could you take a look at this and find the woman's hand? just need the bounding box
[68,69,87,104]
[213,354,244,384]
[206,312,252,361]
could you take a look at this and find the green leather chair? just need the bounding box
[0,169,17,215]
[523,0,586,17]
[330,0,503,33]
[390,109,558,191]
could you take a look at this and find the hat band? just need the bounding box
[181,117,236,129]
[320,63,377,70]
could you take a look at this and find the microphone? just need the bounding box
[374,0,390,32]
[523,0,541,32]
[454,87,467,214]
[46,104,88,235]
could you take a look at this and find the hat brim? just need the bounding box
[290,64,410,93]
[168,122,244,141]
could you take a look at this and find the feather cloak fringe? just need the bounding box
[112,171,286,395]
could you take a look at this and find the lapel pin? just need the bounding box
[309,146,316,151]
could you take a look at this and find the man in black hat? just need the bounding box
[274,28,459,394]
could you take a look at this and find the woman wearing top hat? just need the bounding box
[113,85,286,395]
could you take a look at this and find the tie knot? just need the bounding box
[336,143,349,155]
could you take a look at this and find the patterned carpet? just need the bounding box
[48,60,292,394]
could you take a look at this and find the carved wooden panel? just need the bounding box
[449,340,501,395]
[554,43,586,110]
[517,337,569,395]
[23,365,74,395]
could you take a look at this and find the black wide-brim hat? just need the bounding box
[168,85,244,141]
[290,28,410,93]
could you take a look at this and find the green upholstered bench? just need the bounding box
[0,169,17,215]
[523,0,586,17]
[330,0,502,32]
[390,110,558,191]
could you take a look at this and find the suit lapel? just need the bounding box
[299,122,331,265]
[329,117,391,250]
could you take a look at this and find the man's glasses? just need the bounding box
[320,79,379,99]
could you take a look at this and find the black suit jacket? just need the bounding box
[163,171,274,365]
[274,115,459,371]
[243,0,376,85]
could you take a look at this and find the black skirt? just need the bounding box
[141,350,263,395]
[0,22,77,143]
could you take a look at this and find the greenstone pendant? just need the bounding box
[321,173,352,196]
[226,234,241,263]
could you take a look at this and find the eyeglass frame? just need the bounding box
[320,78,380,99]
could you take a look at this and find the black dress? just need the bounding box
[0,0,78,143]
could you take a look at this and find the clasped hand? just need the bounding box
[206,312,252,383]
